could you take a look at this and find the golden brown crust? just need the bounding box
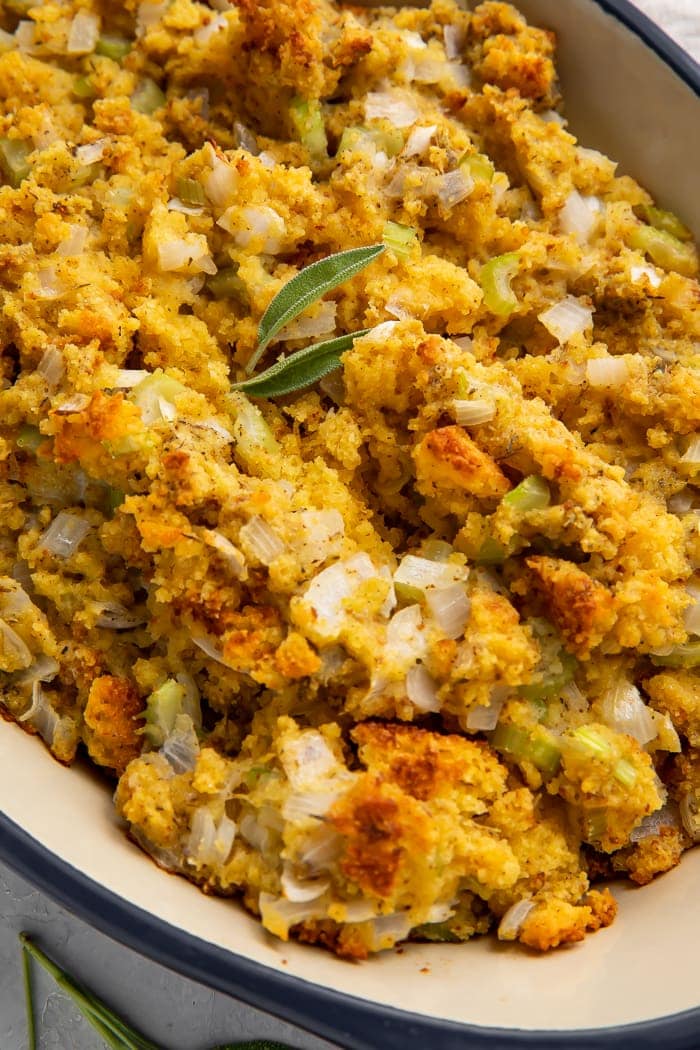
[83,675,143,775]
[526,556,617,656]
[519,888,617,951]
[467,1,558,104]
[414,425,511,501]
[274,632,321,679]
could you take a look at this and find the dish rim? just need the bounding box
[1,1,700,1048]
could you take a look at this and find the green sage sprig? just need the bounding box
[234,329,370,399]
[20,933,295,1050]
[246,242,385,375]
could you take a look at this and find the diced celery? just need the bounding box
[628,225,697,277]
[637,204,692,242]
[651,642,700,669]
[569,725,612,759]
[613,758,637,789]
[144,678,185,747]
[131,78,166,115]
[480,252,520,316]
[175,176,206,206]
[16,425,43,452]
[73,75,97,100]
[205,266,249,305]
[521,618,577,703]
[71,162,103,188]
[290,96,327,161]
[0,138,31,188]
[460,152,494,183]
[583,807,608,842]
[105,487,125,514]
[230,392,280,462]
[337,125,404,159]
[95,34,132,61]
[382,221,418,259]
[412,922,462,943]
[491,722,561,776]
[474,536,507,565]
[502,475,551,512]
[394,581,424,605]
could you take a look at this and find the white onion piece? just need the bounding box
[18,680,67,747]
[680,792,700,841]
[136,1,168,37]
[337,900,376,923]
[279,301,337,342]
[196,418,234,442]
[298,553,377,641]
[668,490,694,514]
[113,369,150,388]
[38,512,91,559]
[37,347,65,387]
[66,10,100,54]
[412,54,449,84]
[57,224,88,256]
[14,654,60,686]
[36,267,66,301]
[239,516,285,565]
[561,681,588,714]
[498,899,535,940]
[167,197,204,216]
[283,791,341,821]
[15,21,37,53]
[259,891,328,935]
[281,863,330,903]
[385,296,411,320]
[452,336,473,352]
[193,13,227,44]
[629,803,677,843]
[202,530,247,578]
[364,90,420,128]
[426,583,470,640]
[435,169,473,210]
[223,206,285,254]
[161,714,199,773]
[91,601,146,630]
[630,264,662,288]
[386,604,427,666]
[394,554,464,592]
[204,145,238,207]
[368,912,413,950]
[443,24,464,59]
[280,730,338,791]
[425,901,456,924]
[406,664,440,712]
[0,579,33,618]
[55,393,90,413]
[559,190,602,243]
[403,125,436,158]
[76,139,106,165]
[187,808,236,866]
[157,237,217,275]
[191,633,233,669]
[451,399,495,426]
[0,619,33,669]
[294,509,345,569]
[234,122,259,154]
[684,588,700,635]
[186,86,210,119]
[538,297,593,344]
[465,691,505,732]
[600,679,656,745]
[257,151,276,170]
[680,437,700,465]
[131,827,182,873]
[297,827,343,872]
[586,357,630,388]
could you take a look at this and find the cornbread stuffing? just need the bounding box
[2,0,700,958]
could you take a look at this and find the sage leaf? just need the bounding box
[235,329,370,399]
[248,243,385,374]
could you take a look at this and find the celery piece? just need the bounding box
[569,725,612,759]
[73,75,97,100]
[337,125,404,159]
[144,679,184,747]
[71,162,103,188]
[394,581,424,605]
[383,220,418,259]
[638,204,692,242]
[460,152,494,183]
[412,922,462,943]
[502,475,551,512]
[519,650,576,703]
[105,487,124,515]
[205,266,249,305]
[628,225,697,277]
[16,425,43,453]
[131,78,166,115]
[421,539,453,562]
[175,176,206,206]
[475,536,507,565]
[0,138,31,188]
[491,722,561,776]
[95,34,132,61]
[651,642,700,669]
[480,252,520,316]
[613,758,637,790]
[583,806,608,842]
[290,96,328,160]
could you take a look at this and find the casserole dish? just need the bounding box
[1,1,700,1047]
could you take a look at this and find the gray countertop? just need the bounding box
[1,4,697,1050]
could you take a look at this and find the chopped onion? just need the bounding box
[37,347,65,387]
[630,264,662,288]
[668,490,694,514]
[0,618,33,670]
[443,24,464,59]
[435,169,473,210]
[365,90,420,129]
[35,266,66,301]
[586,357,630,388]
[297,827,343,872]
[55,393,91,413]
[403,125,436,158]
[203,147,238,208]
[367,912,413,950]
[426,582,470,640]
[192,633,233,669]
[680,437,700,466]
[76,139,106,165]
[226,206,286,254]
[91,601,146,630]
[412,54,450,84]
[561,681,588,714]
[498,898,535,940]
[0,579,33,620]
[406,664,440,712]
[280,730,338,791]
[193,13,227,44]
[157,236,216,275]
[202,530,247,578]
[136,1,168,37]
[466,689,506,732]
[629,803,677,843]
[234,122,259,154]
[538,296,593,344]
[167,197,204,216]
[113,369,150,388]
[294,509,345,569]
[684,585,700,635]
[66,10,100,54]
[38,512,91,559]
[238,516,285,566]
[259,891,328,937]
[161,714,200,773]
[451,398,495,426]
[279,301,337,342]
[15,21,37,53]
[394,554,464,593]
[187,808,236,866]
[298,553,377,641]
[283,791,341,821]
[680,791,700,841]
[18,680,72,748]
[57,224,88,257]
[281,863,330,903]
[386,604,428,668]
[14,654,60,686]
[600,679,656,745]
[559,190,602,243]
[335,900,376,923]
[131,827,182,873]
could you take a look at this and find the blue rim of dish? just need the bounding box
[2,3,700,1049]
